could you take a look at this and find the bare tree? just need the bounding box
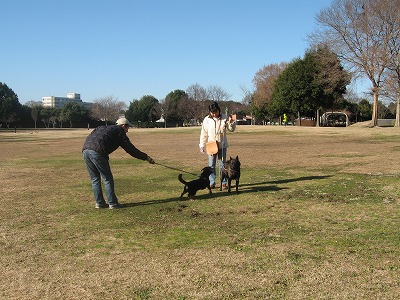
[239,84,253,106]
[376,0,400,125]
[186,83,210,121]
[90,96,126,124]
[186,83,233,121]
[207,85,232,102]
[252,62,288,109]
[311,0,398,126]
[177,97,198,124]
[186,83,209,101]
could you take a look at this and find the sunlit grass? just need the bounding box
[1,127,400,299]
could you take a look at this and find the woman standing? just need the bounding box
[199,101,236,189]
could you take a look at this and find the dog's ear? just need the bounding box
[236,155,239,161]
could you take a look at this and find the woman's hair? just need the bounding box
[208,101,220,113]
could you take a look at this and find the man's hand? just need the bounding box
[200,147,205,154]
[146,156,155,164]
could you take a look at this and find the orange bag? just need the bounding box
[206,141,218,155]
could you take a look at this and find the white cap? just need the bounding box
[116,117,134,127]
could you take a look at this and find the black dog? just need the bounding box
[178,167,214,199]
[220,156,241,194]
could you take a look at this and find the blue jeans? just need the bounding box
[83,149,118,206]
[208,148,227,186]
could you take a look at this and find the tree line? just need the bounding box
[1,0,399,128]
[0,82,249,128]
[0,80,391,129]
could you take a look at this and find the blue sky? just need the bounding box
[2,0,345,105]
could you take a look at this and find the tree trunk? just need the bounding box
[396,95,400,127]
[316,109,320,127]
[371,87,379,127]
[396,81,400,127]
[297,111,301,126]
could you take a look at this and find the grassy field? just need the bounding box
[1,124,399,299]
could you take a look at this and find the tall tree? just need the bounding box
[358,99,373,121]
[25,100,40,128]
[306,45,351,124]
[271,58,316,124]
[271,48,350,125]
[310,45,351,108]
[126,95,158,127]
[376,0,400,125]
[0,82,21,127]
[312,0,399,126]
[31,105,40,128]
[252,63,288,123]
[60,102,88,128]
[163,90,187,126]
[40,107,55,128]
[253,63,288,109]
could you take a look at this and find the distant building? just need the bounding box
[42,92,92,109]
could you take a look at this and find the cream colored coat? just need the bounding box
[199,115,236,149]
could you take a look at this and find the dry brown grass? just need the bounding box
[1,124,399,299]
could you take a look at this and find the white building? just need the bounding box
[42,93,92,109]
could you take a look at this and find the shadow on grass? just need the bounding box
[241,175,332,187]
[124,175,330,207]
[124,192,217,207]
[123,184,285,207]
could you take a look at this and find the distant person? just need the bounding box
[199,101,236,189]
[82,118,155,209]
[283,113,288,126]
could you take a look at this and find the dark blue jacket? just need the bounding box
[82,125,148,160]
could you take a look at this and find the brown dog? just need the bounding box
[220,156,241,194]
[178,167,214,199]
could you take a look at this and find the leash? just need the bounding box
[154,162,199,177]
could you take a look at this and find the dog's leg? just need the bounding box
[219,170,223,191]
[235,179,239,194]
[227,178,232,193]
[220,171,228,191]
[180,187,187,199]
[208,186,212,194]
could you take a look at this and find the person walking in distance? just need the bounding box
[82,117,155,209]
[282,113,288,126]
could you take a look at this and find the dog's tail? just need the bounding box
[178,174,187,185]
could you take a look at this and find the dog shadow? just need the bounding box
[240,175,332,188]
[123,175,331,207]
[123,193,218,207]
[237,175,331,194]
[237,184,287,193]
